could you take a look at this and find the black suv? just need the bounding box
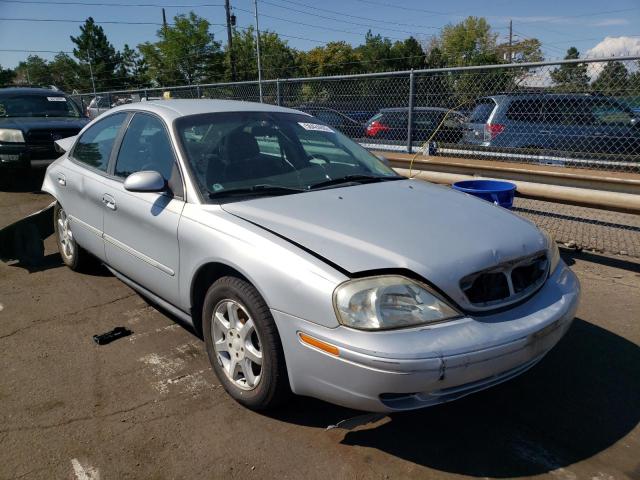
[0,87,88,177]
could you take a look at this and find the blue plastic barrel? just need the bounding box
[451,180,517,209]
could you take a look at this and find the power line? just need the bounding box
[0,0,224,7]
[0,16,229,26]
[255,0,439,36]
[233,6,419,41]
[262,0,435,29]
[351,0,448,16]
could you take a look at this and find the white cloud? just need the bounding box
[590,18,629,27]
[585,37,640,78]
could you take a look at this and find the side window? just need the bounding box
[73,112,127,171]
[506,99,544,123]
[114,113,175,181]
[545,98,595,126]
[591,101,633,125]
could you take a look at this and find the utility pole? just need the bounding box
[88,61,96,97]
[253,0,263,102]
[508,19,513,63]
[225,0,237,82]
[162,8,168,32]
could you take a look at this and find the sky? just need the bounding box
[0,0,639,69]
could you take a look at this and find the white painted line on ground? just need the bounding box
[71,458,100,480]
[0,303,4,313]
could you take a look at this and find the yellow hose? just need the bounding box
[408,101,473,178]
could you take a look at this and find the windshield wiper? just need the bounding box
[308,174,403,190]
[208,184,305,199]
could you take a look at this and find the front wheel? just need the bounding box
[202,276,290,410]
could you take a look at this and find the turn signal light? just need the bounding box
[298,332,340,356]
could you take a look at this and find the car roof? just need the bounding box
[478,93,609,102]
[107,99,311,121]
[379,107,452,113]
[0,87,66,95]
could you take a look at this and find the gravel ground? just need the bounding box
[1,171,639,480]
[514,197,640,258]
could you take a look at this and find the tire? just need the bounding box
[202,276,290,410]
[53,202,95,271]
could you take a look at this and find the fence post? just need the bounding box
[406,69,415,154]
[144,89,148,101]
[196,85,201,98]
[107,92,113,108]
[276,79,281,106]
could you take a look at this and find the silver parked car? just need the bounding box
[43,100,580,412]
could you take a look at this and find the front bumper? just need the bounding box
[0,145,58,169]
[272,262,580,412]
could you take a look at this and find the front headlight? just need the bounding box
[333,275,461,330]
[0,129,25,143]
[542,230,561,274]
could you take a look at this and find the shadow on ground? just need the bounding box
[269,319,640,477]
[0,168,47,193]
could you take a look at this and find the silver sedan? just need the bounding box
[43,100,580,412]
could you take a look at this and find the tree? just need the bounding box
[439,17,499,66]
[13,55,52,86]
[298,41,361,77]
[139,12,223,86]
[228,26,297,81]
[390,36,425,70]
[356,31,394,72]
[550,47,590,92]
[497,38,543,63]
[49,53,86,92]
[592,60,630,96]
[114,44,147,89]
[70,17,121,91]
[0,64,15,86]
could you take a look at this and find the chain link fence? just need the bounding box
[70,56,640,258]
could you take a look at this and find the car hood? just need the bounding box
[222,179,546,310]
[0,117,88,132]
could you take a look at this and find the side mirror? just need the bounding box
[124,171,166,193]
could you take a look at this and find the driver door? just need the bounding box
[102,112,185,306]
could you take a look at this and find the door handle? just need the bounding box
[102,194,117,211]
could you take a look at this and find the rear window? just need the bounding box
[469,100,496,123]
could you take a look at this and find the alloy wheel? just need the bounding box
[212,299,263,390]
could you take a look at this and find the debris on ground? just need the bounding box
[93,327,133,345]
[326,413,388,431]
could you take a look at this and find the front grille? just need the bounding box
[460,252,548,310]
[25,128,81,160]
[25,128,80,146]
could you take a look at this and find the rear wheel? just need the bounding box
[54,202,94,271]
[202,276,290,410]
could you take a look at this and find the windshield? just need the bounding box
[0,94,82,118]
[175,111,400,200]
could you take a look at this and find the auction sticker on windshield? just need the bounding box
[298,122,334,133]
[47,97,67,102]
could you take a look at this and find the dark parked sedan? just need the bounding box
[365,107,465,144]
[296,106,366,138]
[0,87,88,179]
